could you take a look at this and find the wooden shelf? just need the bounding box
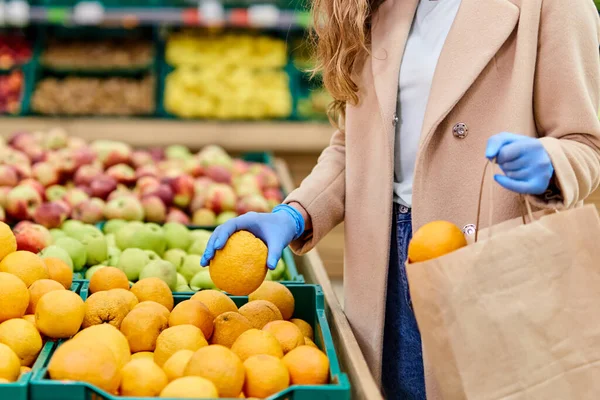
[0,117,332,153]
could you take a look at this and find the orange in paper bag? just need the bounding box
[408,221,467,263]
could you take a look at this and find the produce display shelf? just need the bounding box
[30,284,351,400]
[0,279,87,400]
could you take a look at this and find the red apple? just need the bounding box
[142,196,167,223]
[1,148,29,166]
[197,145,232,168]
[45,185,67,202]
[8,131,35,151]
[13,220,33,231]
[204,183,237,214]
[89,175,118,200]
[19,179,46,200]
[107,185,134,202]
[77,185,93,196]
[233,174,262,197]
[194,177,214,196]
[232,159,250,176]
[54,199,72,216]
[236,194,270,215]
[104,196,144,221]
[43,127,69,150]
[23,145,45,164]
[135,165,160,180]
[263,187,283,203]
[253,165,280,189]
[148,147,165,162]
[72,197,105,224]
[0,186,11,208]
[106,163,136,185]
[53,148,77,177]
[166,207,190,225]
[190,193,206,214]
[12,163,32,180]
[204,165,232,184]
[91,140,132,168]
[73,164,104,187]
[184,158,203,177]
[0,165,19,187]
[141,184,173,208]
[164,174,194,209]
[67,136,87,149]
[72,146,96,168]
[32,162,60,187]
[6,185,42,220]
[32,201,69,228]
[131,150,153,168]
[64,188,89,208]
[135,176,160,195]
[192,208,216,226]
[14,223,52,253]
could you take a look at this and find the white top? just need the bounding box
[393,0,462,206]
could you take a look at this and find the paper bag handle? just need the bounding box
[474,160,535,242]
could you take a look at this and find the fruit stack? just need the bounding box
[0,70,24,115]
[0,129,282,226]
[0,32,32,70]
[34,219,292,293]
[164,30,293,119]
[0,221,75,383]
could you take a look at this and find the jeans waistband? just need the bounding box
[393,203,412,222]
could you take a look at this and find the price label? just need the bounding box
[200,0,224,26]
[248,4,279,28]
[73,1,104,25]
[6,0,29,26]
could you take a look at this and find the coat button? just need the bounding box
[452,123,468,138]
[393,113,399,127]
[462,224,476,235]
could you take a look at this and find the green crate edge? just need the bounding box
[29,284,351,400]
[0,279,87,400]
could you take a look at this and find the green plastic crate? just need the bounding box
[30,284,350,400]
[0,279,86,400]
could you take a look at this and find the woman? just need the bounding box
[202,0,600,398]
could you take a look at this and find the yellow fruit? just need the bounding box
[82,290,130,329]
[0,318,42,366]
[120,307,168,353]
[89,267,129,294]
[190,290,237,319]
[290,318,314,340]
[169,300,213,340]
[0,251,49,287]
[408,221,467,263]
[162,349,194,382]
[19,366,31,377]
[154,325,208,367]
[132,351,154,361]
[73,324,131,369]
[231,329,283,361]
[211,312,252,348]
[131,278,174,311]
[0,222,16,262]
[209,231,268,295]
[160,376,218,398]
[44,257,73,289]
[0,342,21,382]
[304,336,318,348]
[239,300,282,329]
[35,290,84,339]
[0,272,29,323]
[108,288,138,310]
[263,321,305,354]
[27,279,65,314]
[135,301,170,320]
[282,346,330,385]
[48,339,120,394]
[184,345,245,397]
[120,359,168,397]
[248,282,295,320]
[244,355,290,397]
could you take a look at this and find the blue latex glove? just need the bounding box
[200,204,304,270]
[485,132,554,195]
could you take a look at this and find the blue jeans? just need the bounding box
[382,205,426,400]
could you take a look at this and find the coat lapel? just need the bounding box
[420,0,520,146]
[371,0,419,142]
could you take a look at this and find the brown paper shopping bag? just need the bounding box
[406,163,600,400]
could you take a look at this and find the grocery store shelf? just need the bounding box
[0,117,332,152]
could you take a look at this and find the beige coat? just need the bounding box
[285,0,600,397]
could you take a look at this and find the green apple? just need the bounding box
[54,237,87,272]
[139,260,177,291]
[117,248,150,281]
[187,230,212,255]
[265,270,274,281]
[216,211,238,225]
[177,273,187,287]
[163,222,192,250]
[163,249,187,270]
[39,245,74,270]
[271,259,286,281]
[115,221,143,250]
[179,254,203,282]
[69,224,102,241]
[50,229,67,242]
[103,219,127,235]
[81,232,108,266]
[144,250,161,262]
[105,233,116,248]
[190,269,217,291]
[61,220,84,236]
[140,223,167,256]
[189,229,212,243]
[176,285,193,292]
[107,247,122,267]
[85,265,106,280]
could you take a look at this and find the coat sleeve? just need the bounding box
[283,129,346,254]
[528,0,600,209]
